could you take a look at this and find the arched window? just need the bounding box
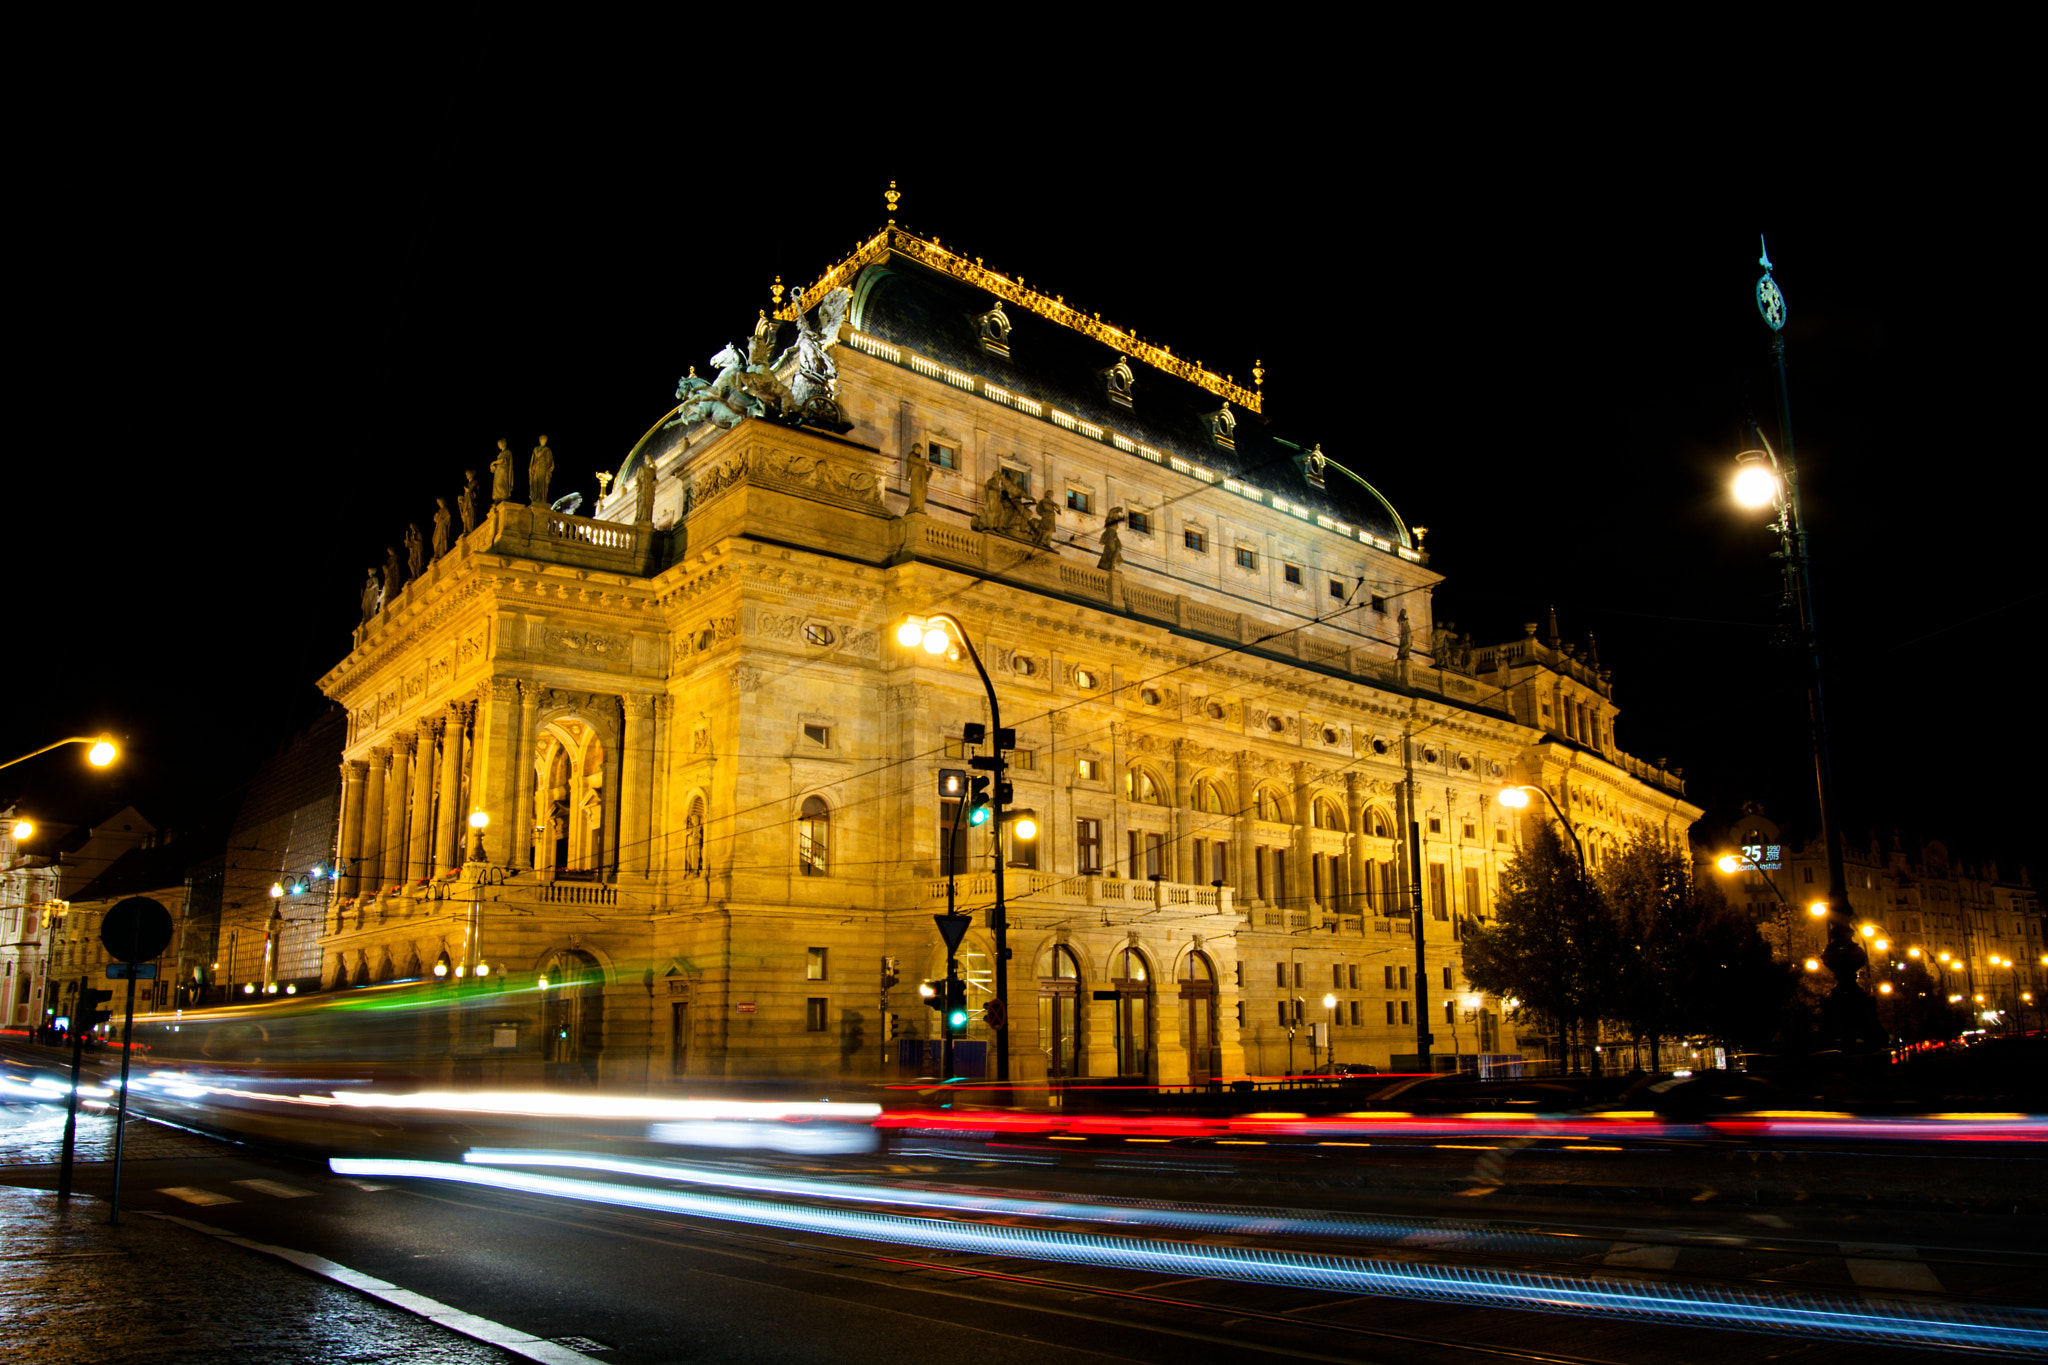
[1192,778,1227,813]
[1126,768,1165,805]
[797,796,828,876]
[1256,786,1288,823]
[1312,797,1346,831]
[1040,945,1084,1082]
[684,797,706,875]
[1368,807,1393,838]
[1112,947,1152,1079]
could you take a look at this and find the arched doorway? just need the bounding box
[1038,945,1084,1083]
[534,721,609,876]
[1111,946,1153,1081]
[1179,951,1219,1085]
[538,948,605,1085]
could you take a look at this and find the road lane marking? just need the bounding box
[333,1178,391,1191]
[158,1186,238,1206]
[232,1178,316,1198]
[145,1213,601,1364]
[1842,1245,1943,1293]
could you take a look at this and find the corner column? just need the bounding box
[513,683,539,870]
[435,702,469,876]
[360,747,389,892]
[1344,771,1368,916]
[409,719,438,881]
[338,761,367,896]
[382,739,411,893]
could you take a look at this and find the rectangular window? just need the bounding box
[1445,1000,1454,1024]
[1312,855,1325,906]
[1442,965,1453,989]
[1076,757,1099,781]
[1464,867,1481,920]
[1332,964,1343,989]
[1329,578,1345,599]
[1210,841,1228,886]
[1008,749,1035,771]
[1184,527,1206,552]
[807,947,828,981]
[1350,1001,1361,1026]
[1429,863,1448,920]
[1005,825,1039,870]
[1370,594,1387,613]
[1278,1001,1290,1028]
[1256,846,1270,900]
[802,723,830,748]
[1400,1000,1411,1025]
[1462,822,1476,840]
[1076,818,1102,873]
[1293,998,1304,1025]
[1427,817,1442,834]
[1235,546,1258,570]
[928,442,957,469]
[1276,963,1288,989]
[1066,488,1092,513]
[1499,870,1511,901]
[1803,867,1814,884]
[1495,828,1507,844]
[1384,965,1395,989]
[939,800,967,876]
[1144,832,1163,879]
[805,998,827,1031]
[1348,964,1359,990]
[1126,510,1151,535]
[1283,563,1302,585]
[1385,1000,1396,1024]
[1294,962,1303,989]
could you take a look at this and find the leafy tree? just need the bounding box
[1874,959,1967,1046]
[1463,822,1616,1073]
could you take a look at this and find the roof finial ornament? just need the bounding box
[1252,358,1265,392]
[770,275,784,307]
[884,179,900,224]
[595,470,614,502]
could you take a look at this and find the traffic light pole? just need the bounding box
[107,970,139,1224]
[56,975,88,1200]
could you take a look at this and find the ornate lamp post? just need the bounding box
[1732,240,1880,1049]
[897,613,1013,1084]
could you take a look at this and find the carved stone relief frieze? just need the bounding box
[545,629,626,659]
[405,672,426,700]
[840,628,879,659]
[429,656,451,688]
[730,664,765,693]
[487,677,520,704]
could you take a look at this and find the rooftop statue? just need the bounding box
[634,459,656,525]
[530,435,556,508]
[382,544,406,603]
[1097,506,1124,570]
[972,467,1031,538]
[457,470,479,533]
[774,287,853,432]
[431,498,452,558]
[673,290,854,434]
[491,439,516,503]
[359,568,382,623]
[404,523,424,578]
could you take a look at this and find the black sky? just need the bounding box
[10,80,2039,881]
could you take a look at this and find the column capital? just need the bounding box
[370,744,392,760]
[622,692,654,719]
[488,677,521,705]
[517,679,542,709]
[343,759,369,778]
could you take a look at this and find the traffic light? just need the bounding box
[962,722,987,746]
[881,955,899,991]
[944,979,969,1031]
[995,780,1013,805]
[938,769,966,801]
[967,775,992,825]
[78,987,114,1031]
[887,1012,902,1041]
[922,980,944,1012]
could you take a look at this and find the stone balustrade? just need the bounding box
[921,870,1234,918]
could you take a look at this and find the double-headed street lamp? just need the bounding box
[1730,241,1880,1049]
[898,612,1014,1084]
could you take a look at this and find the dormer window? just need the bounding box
[971,300,1012,358]
[1099,356,1134,409]
[1204,404,1236,450]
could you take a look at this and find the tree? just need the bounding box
[1463,822,1616,1074]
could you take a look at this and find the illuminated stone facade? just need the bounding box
[315,226,1702,1085]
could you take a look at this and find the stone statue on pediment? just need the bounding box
[360,569,383,623]
[529,436,555,508]
[405,523,424,578]
[431,498,452,558]
[1032,495,1057,548]
[906,444,931,513]
[382,545,405,602]
[776,287,853,433]
[634,459,656,525]
[973,467,1030,536]
[490,439,516,503]
[1097,506,1125,570]
[1396,608,1412,660]
[457,471,479,533]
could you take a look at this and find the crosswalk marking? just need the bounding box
[334,1178,391,1192]
[158,1186,238,1206]
[232,1178,317,1199]
[1602,1242,1681,1270]
[1843,1245,1944,1293]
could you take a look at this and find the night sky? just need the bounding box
[12,118,2039,881]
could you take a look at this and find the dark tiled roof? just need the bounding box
[848,254,1411,547]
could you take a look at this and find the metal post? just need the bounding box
[932,614,1010,1084]
[1404,731,1430,1068]
[56,975,86,1200]
[108,972,138,1224]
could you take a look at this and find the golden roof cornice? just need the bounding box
[780,225,1263,415]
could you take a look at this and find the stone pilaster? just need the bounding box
[382,738,412,892]
[1344,771,1368,916]
[649,696,671,878]
[1292,761,1315,913]
[1172,739,1194,886]
[338,761,367,897]
[513,682,539,870]
[620,694,652,877]
[1233,751,1255,908]
[601,696,624,879]
[471,679,520,868]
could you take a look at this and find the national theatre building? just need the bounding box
[316,212,1699,1088]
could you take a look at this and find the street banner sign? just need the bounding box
[106,963,159,979]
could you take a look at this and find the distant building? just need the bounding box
[2,805,155,1029]
[1707,805,2043,1028]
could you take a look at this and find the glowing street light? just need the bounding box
[2,735,120,771]
[1496,784,1582,865]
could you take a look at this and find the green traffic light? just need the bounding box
[967,806,990,826]
[948,1009,969,1028]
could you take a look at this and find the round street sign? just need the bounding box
[100,896,173,964]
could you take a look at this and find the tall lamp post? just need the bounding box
[898,613,1013,1084]
[1,736,118,771]
[1497,784,1583,866]
[1733,240,1879,1049]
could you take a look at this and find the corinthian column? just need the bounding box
[1172,739,1194,886]
[409,720,438,882]
[435,702,468,876]
[360,747,389,892]
[513,683,539,870]
[339,761,367,896]
[620,694,651,877]
[1344,770,1368,916]
[382,739,411,892]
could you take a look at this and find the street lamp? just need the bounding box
[1496,784,1583,865]
[1,735,119,771]
[1323,992,1337,1072]
[898,611,1014,1084]
[1730,239,1877,1049]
